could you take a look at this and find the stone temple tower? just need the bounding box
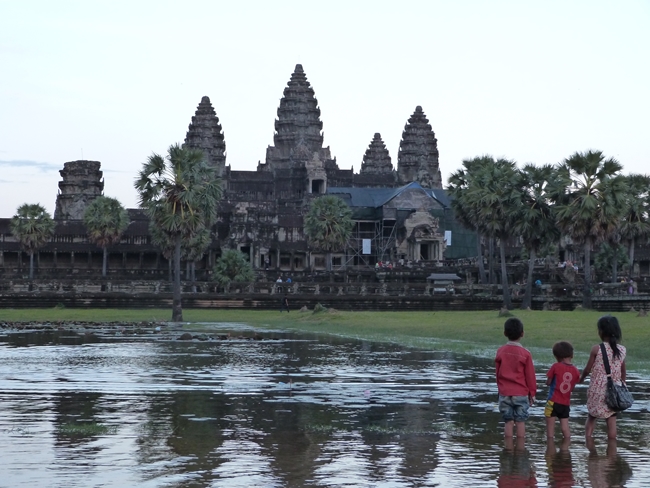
[262,64,334,171]
[397,106,442,189]
[54,160,104,220]
[360,133,394,175]
[183,96,226,177]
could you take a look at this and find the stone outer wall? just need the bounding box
[1,280,647,313]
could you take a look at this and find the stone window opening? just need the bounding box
[310,179,325,194]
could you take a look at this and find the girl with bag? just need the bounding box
[579,316,627,440]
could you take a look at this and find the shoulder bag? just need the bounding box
[600,343,633,411]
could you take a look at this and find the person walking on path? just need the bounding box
[544,341,580,439]
[280,294,290,313]
[579,315,627,439]
[495,318,537,439]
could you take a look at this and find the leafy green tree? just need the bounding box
[469,157,522,309]
[594,242,630,282]
[516,164,560,308]
[83,196,130,277]
[135,144,222,321]
[10,203,56,279]
[553,150,626,308]
[304,195,354,271]
[213,249,255,289]
[183,226,212,283]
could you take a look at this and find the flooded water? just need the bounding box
[0,325,648,487]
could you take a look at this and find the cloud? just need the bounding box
[0,160,60,172]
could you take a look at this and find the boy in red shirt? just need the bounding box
[544,341,580,439]
[495,318,537,438]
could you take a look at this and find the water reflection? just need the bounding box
[498,437,538,487]
[545,438,575,487]
[586,438,633,488]
[0,326,647,487]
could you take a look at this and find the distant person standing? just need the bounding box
[280,294,290,313]
[495,318,537,439]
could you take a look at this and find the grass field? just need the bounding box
[2,307,649,373]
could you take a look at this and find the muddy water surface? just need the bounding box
[0,325,648,487]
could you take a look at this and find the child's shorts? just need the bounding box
[544,400,570,419]
[498,395,530,422]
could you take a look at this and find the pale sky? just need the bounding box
[1,0,648,218]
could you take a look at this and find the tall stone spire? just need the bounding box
[360,133,393,174]
[184,96,226,176]
[265,64,332,170]
[397,106,442,188]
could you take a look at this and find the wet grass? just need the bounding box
[303,423,438,436]
[2,307,649,372]
[58,422,118,436]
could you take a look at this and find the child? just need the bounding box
[544,341,580,439]
[495,318,537,438]
[579,315,627,439]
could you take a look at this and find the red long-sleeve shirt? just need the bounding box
[495,341,537,398]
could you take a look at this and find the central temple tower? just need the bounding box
[262,64,336,169]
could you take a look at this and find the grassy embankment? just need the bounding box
[2,307,649,372]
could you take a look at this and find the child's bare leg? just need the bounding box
[560,436,571,452]
[586,436,596,453]
[504,436,514,450]
[515,436,525,450]
[606,415,617,439]
[585,414,596,438]
[504,420,514,437]
[545,441,555,456]
[559,418,570,439]
[545,417,555,438]
[515,421,526,438]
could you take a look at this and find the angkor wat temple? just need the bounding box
[0,64,474,280]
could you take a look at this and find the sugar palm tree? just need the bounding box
[447,156,494,284]
[516,164,560,309]
[83,196,130,277]
[619,174,650,274]
[553,150,626,308]
[304,195,354,271]
[469,157,522,309]
[135,144,222,321]
[10,203,55,279]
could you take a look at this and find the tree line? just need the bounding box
[448,150,650,310]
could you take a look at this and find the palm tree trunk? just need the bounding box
[476,229,487,284]
[582,239,592,309]
[102,247,108,277]
[499,239,512,309]
[629,239,636,274]
[488,238,495,284]
[29,252,34,280]
[522,248,535,309]
[611,244,619,283]
[326,252,332,271]
[172,234,183,322]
